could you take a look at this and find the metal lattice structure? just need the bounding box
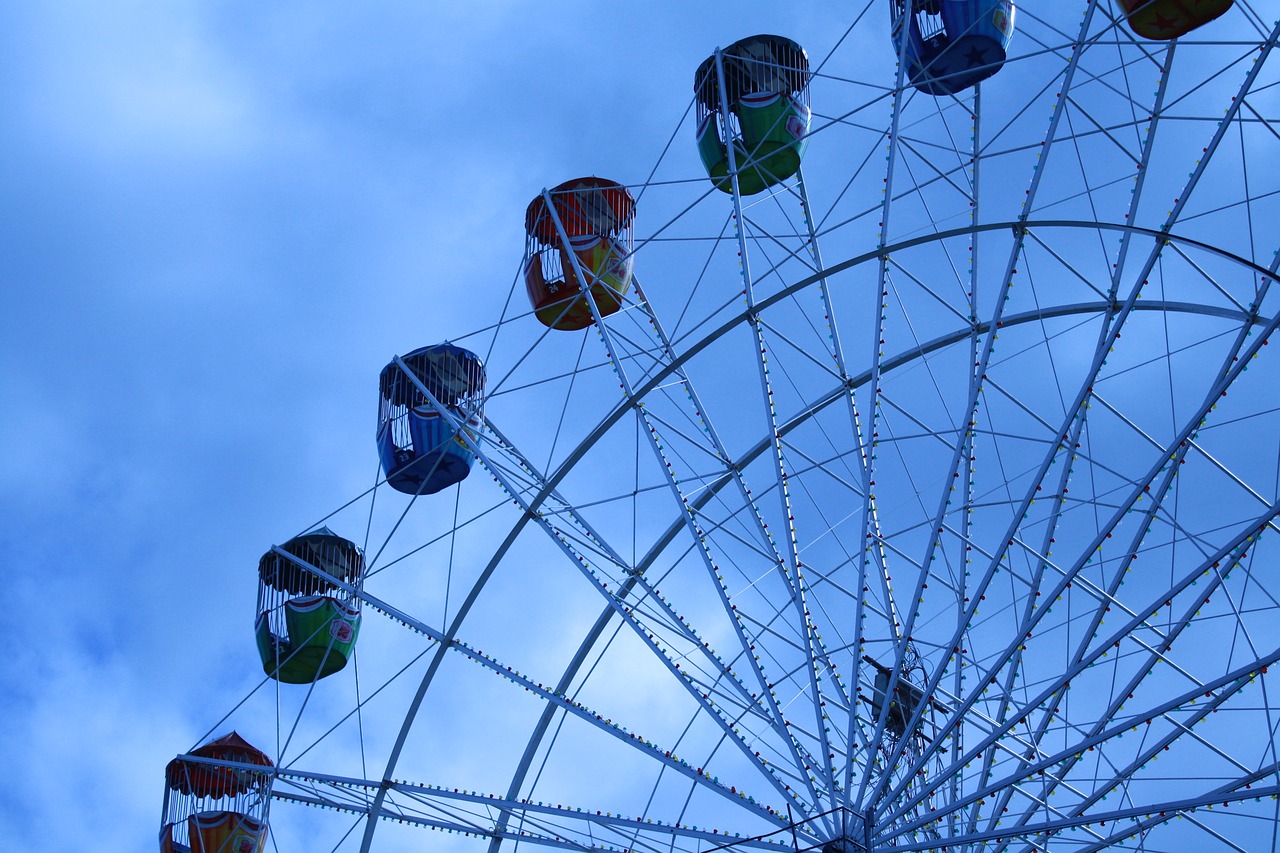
[184,3,1280,851]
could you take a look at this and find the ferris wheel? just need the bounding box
[162,2,1280,851]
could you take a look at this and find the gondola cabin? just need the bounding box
[891,0,1015,96]
[862,655,945,739]
[871,666,921,737]
[694,34,811,195]
[255,528,364,683]
[1116,0,1234,40]
[159,732,271,853]
[524,177,635,330]
[377,343,485,494]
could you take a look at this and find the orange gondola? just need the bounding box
[160,733,272,853]
[524,178,635,330]
[1115,0,1234,40]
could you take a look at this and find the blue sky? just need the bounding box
[5,2,1280,852]
[0,3,853,849]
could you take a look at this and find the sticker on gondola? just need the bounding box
[994,3,1012,34]
[787,99,811,139]
[330,620,354,643]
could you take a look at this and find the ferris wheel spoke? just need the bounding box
[880,598,1280,844]
[848,46,918,800]
[1014,12,1098,226]
[865,212,1244,809]
[859,232,1033,812]
[977,525,1269,829]
[562,271,1270,851]
[962,249,1280,758]
[739,219,823,281]
[716,14,1274,850]
[461,629,771,791]
[276,770,799,853]
[734,230,848,811]
[355,366,810,848]
[981,309,1280,844]
[576,368,840,816]
[874,256,1280,818]
[793,168,894,763]
[470,425,810,810]
[1160,26,1279,231]
[882,490,1280,835]
[496,422,839,809]
[919,439,1272,819]
[488,552,806,853]
[849,23,1039,799]
[876,779,1280,852]
[522,227,880,819]
[1029,697,1277,852]
[597,225,839,596]
[1046,240,1280,676]
[945,410,1095,833]
[693,64,876,815]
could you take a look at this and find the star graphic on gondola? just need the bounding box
[1152,12,1181,33]
[963,44,988,68]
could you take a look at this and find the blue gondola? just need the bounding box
[891,0,1016,96]
[377,343,485,495]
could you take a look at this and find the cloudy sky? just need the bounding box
[6,2,1279,852]
[0,2,861,849]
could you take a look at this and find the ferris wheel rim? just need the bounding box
[342,217,1277,852]
[206,8,1280,849]
[485,323,1277,853]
